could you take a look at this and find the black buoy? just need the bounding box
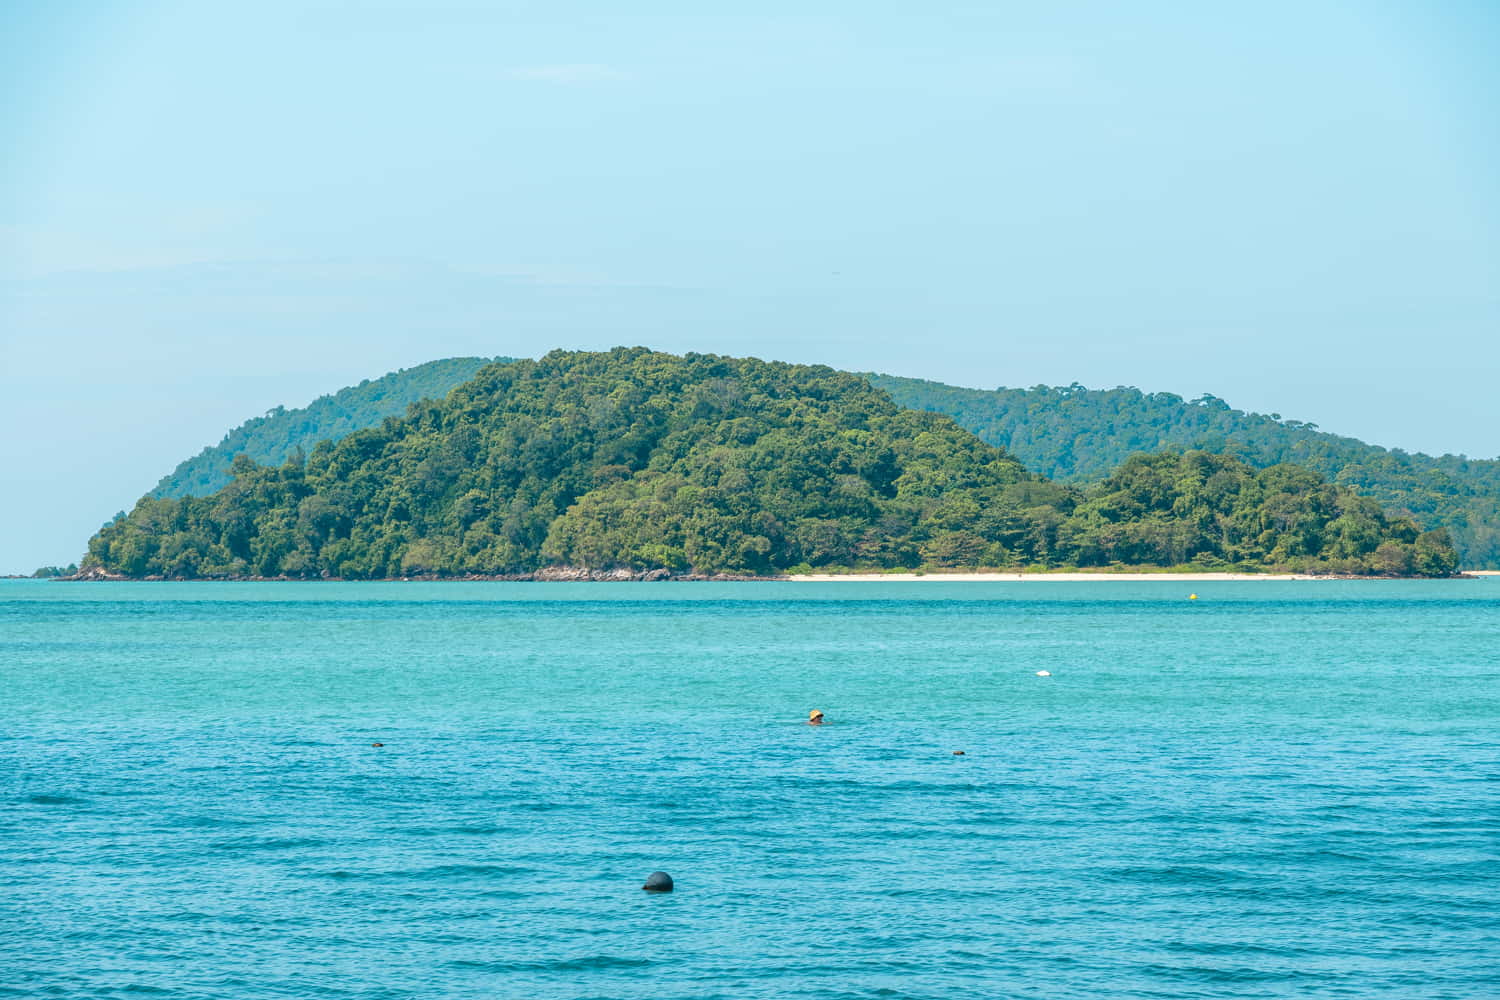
[642,871,674,893]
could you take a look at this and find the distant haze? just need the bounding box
[3,1,1498,573]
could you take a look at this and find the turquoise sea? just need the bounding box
[3,579,1498,999]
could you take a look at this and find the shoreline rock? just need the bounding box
[65,566,131,582]
[51,567,1468,582]
[59,565,773,583]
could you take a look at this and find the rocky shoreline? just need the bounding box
[56,565,1474,583]
[62,565,770,583]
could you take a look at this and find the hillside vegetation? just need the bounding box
[85,350,1454,579]
[151,357,504,498]
[871,376,1500,568]
[141,357,1497,568]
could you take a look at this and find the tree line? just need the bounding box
[872,374,1499,568]
[85,350,1457,579]
[151,356,505,498]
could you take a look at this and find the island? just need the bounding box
[80,349,1458,580]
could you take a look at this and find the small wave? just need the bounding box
[1308,849,1375,863]
[1101,864,1266,887]
[170,814,253,829]
[776,776,988,793]
[396,823,508,837]
[158,911,217,924]
[1163,940,1313,959]
[516,800,569,812]
[1411,818,1500,832]
[416,863,534,879]
[1139,961,1315,985]
[210,836,326,851]
[22,793,87,805]
[318,863,532,882]
[449,955,651,973]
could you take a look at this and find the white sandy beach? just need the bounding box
[787,570,1497,581]
[785,572,1329,582]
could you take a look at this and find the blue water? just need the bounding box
[3,579,1498,999]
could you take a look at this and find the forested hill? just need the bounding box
[871,375,1500,569]
[151,356,506,498]
[85,349,1454,579]
[138,355,1495,568]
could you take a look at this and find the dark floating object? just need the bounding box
[371,743,384,747]
[952,750,966,756]
[642,871,674,893]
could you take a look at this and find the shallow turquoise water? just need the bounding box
[3,579,1498,999]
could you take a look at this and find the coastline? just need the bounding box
[46,568,1485,583]
[786,571,1330,582]
[791,570,1496,582]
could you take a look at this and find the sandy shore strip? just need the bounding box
[785,572,1329,582]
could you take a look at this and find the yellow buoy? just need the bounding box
[1189,594,1198,600]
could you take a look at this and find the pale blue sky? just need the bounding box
[2,1,1497,572]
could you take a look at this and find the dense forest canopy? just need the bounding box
[871,375,1500,568]
[138,356,1498,569]
[86,349,1454,579]
[151,356,505,498]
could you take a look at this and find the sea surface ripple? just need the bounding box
[2,580,1498,998]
